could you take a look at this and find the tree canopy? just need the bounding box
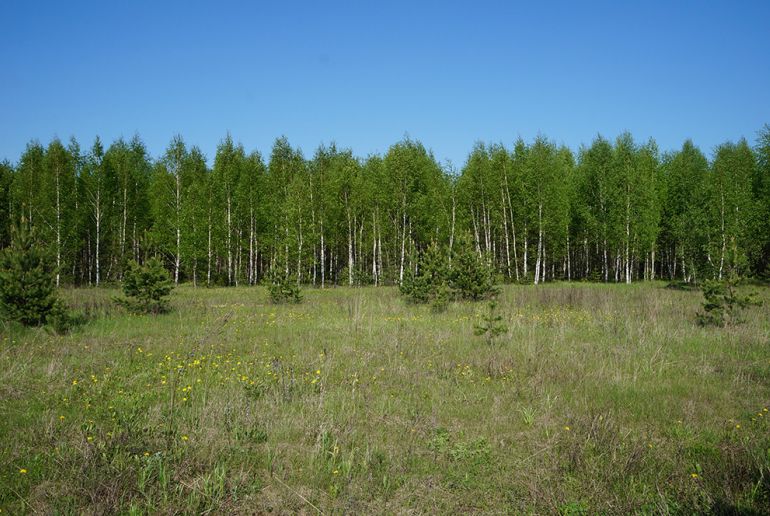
[2,127,769,286]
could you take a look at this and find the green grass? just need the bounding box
[1,283,769,513]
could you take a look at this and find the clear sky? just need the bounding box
[1,0,769,168]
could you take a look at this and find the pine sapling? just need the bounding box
[267,271,302,304]
[0,226,67,327]
[115,257,174,314]
[697,273,762,327]
[474,300,508,345]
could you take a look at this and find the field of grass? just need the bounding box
[1,283,769,514]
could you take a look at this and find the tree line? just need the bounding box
[1,127,768,287]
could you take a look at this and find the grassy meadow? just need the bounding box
[1,283,769,514]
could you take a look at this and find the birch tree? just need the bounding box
[212,135,244,285]
[0,161,13,248]
[659,141,709,282]
[42,139,77,286]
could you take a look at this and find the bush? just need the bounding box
[47,299,83,335]
[400,238,499,307]
[267,271,302,304]
[115,257,174,314]
[0,227,63,326]
[430,282,452,313]
[474,300,508,344]
[448,237,499,301]
[401,243,449,305]
[697,274,762,327]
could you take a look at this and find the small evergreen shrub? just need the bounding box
[47,299,83,335]
[474,300,508,344]
[0,227,64,327]
[697,274,762,327]
[430,282,452,313]
[400,243,449,305]
[267,271,302,304]
[400,238,499,307]
[115,257,174,314]
[448,238,499,301]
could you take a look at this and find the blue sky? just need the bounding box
[1,0,769,167]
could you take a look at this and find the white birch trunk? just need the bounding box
[320,221,325,288]
[207,209,212,286]
[55,163,61,287]
[95,189,101,286]
[534,204,542,285]
[226,194,232,285]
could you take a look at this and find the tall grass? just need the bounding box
[1,283,768,513]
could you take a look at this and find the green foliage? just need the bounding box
[449,237,499,301]
[115,258,174,314]
[430,282,452,313]
[3,129,770,287]
[401,240,499,306]
[697,274,762,327]
[47,299,85,335]
[0,227,63,326]
[400,243,449,304]
[267,271,302,304]
[474,300,508,344]
[0,161,13,248]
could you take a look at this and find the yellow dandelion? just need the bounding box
[315,369,321,375]
[564,426,571,431]
[144,452,150,457]
[181,435,189,441]
[691,473,699,479]
[735,424,741,429]
[72,379,78,385]
[59,415,65,421]
[19,468,27,474]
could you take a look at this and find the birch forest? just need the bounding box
[2,127,769,287]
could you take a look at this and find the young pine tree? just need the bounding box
[115,257,174,314]
[400,243,449,305]
[697,272,761,327]
[474,300,508,345]
[0,227,65,326]
[266,270,302,304]
[449,236,499,301]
